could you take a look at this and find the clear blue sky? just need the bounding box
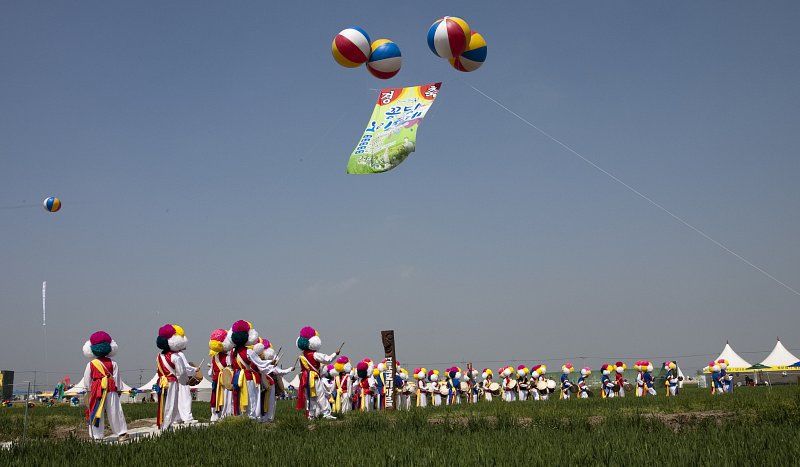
[2,1,799,386]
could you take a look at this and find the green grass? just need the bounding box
[1,386,799,465]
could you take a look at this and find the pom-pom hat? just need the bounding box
[157,324,187,352]
[296,326,322,351]
[83,331,118,358]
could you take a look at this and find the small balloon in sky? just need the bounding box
[449,31,487,72]
[367,39,401,79]
[43,197,61,212]
[331,27,372,68]
[427,16,471,59]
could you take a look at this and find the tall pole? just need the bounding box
[22,381,31,446]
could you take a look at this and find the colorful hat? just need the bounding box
[296,326,321,351]
[356,361,369,379]
[83,331,118,358]
[615,361,626,373]
[208,328,229,356]
[157,324,187,352]
[581,367,592,376]
[414,368,427,381]
[253,337,272,356]
[427,369,440,381]
[230,320,258,347]
[482,368,493,380]
[335,356,352,374]
[562,363,574,374]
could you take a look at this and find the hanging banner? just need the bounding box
[347,83,442,174]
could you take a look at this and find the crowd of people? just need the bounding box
[79,323,733,441]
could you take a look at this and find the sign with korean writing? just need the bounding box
[381,330,397,410]
[347,83,442,174]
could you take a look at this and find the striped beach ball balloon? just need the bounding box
[449,31,487,72]
[331,27,372,68]
[367,39,401,79]
[427,16,471,59]
[43,196,61,212]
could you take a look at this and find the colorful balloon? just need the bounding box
[366,39,401,79]
[427,16,471,59]
[43,197,61,212]
[449,31,487,72]
[331,27,372,68]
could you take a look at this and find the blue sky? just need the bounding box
[2,1,799,386]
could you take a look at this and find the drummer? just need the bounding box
[664,361,679,397]
[207,329,232,422]
[577,367,591,399]
[501,366,516,402]
[642,361,657,396]
[560,363,574,400]
[481,368,495,402]
[428,370,443,406]
[534,364,550,401]
[155,324,199,430]
[600,363,616,399]
[396,367,412,410]
[257,338,294,423]
[516,365,530,401]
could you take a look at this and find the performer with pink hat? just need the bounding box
[229,320,277,420]
[614,362,627,398]
[500,366,516,402]
[516,365,530,401]
[333,356,353,413]
[295,326,339,419]
[82,331,128,441]
[208,328,232,422]
[155,324,198,430]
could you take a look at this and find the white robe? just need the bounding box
[158,352,196,431]
[83,361,128,440]
[303,351,336,418]
[416,380,427,407]
[207,352,233,422]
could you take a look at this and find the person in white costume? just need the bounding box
[296,326,339,419]
[207,328,233,422]
[481,368,494,402]
[82,331,128,441]
[414,368,428,408]
[155,324,198,431]
[257,339,294,422]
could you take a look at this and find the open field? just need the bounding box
[1,386,799,465]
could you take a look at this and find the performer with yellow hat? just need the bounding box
[155,324,198,430]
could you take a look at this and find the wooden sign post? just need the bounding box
[381,330,397,410]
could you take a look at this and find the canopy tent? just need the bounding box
[747,363,770,370]
[759,338,800,370]
[705,341,752,373]
[63,378,88,396]
[137,374,159,392]
[284,374,299,389]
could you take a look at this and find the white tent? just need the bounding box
[137,374,159,392]
[64,378,88,396]
[284,374,299,389]
[711,341,752,372]
[676,365,685,388]
[759,338,799,368]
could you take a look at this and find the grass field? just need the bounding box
[1,386,798,465]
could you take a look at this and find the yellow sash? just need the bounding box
[90,359,111,424]
[299,355,318,398]
[213,354,226,412]
[235,353,251,412]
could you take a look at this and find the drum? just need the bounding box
[274,372,286,396]
[404,383,415,395]
[569,384,579,394]
[439,386,450,396]
[586,389,594,398]
[536,380,548,391]
[546,379,557,390]
[507,379,518,390]
[488,382,501,394]
[460,381,469,392]
[187,363,203,386]
[220,367,235,390]
[613,383,621,393]
[624,382,633,391]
